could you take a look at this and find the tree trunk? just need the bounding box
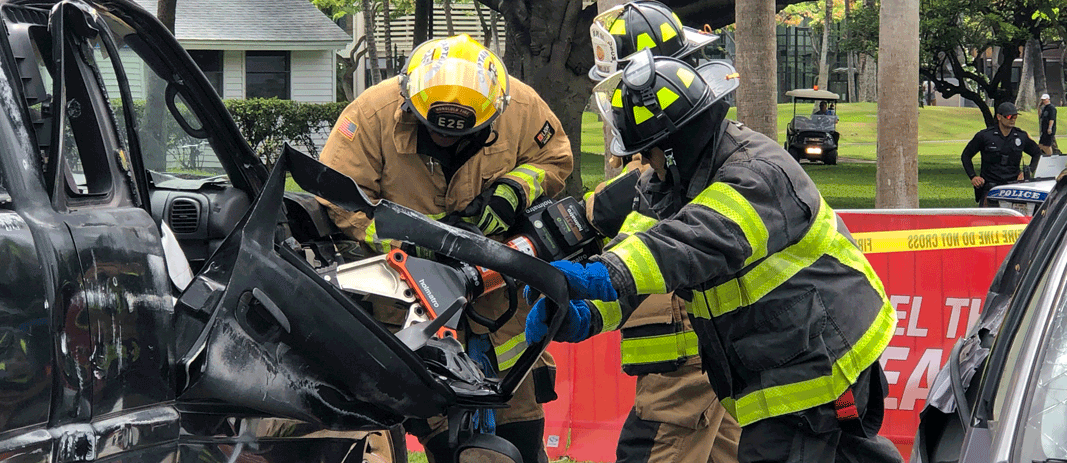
[362,0,381,85]
[383,0,394,75]
[1034,40,1047,100]
[818,0,832,90]
[474,1,492,46]
[156,0,175,32]
[499,0,594,199]
[1060,41,1067,106]
[844,0,856,102]
[599,0,628,181]
[143,0,177,171]
[735,0,778,140]
[414,0,430,44]
[857,0,877,102]
[858,52,877,101]
[875,0,919,208]
[444,0,455,36]
[1016,38,1039,111]
[490,10,501,55]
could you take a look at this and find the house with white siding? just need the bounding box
[129,0,350,102]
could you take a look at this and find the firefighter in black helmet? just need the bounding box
[526,50,904,463]
[588,0,718,81]
[584,3,740,462]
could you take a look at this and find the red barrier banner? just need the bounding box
[539,210,1032,462]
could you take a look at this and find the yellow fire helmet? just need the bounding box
[400,34,510,137]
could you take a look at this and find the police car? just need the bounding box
[986,155,1067,215]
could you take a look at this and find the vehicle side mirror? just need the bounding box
[456,434,522,463]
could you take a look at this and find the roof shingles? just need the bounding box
[131,0,350,43]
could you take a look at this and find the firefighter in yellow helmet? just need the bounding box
[316,34,573,463]
[586,3,740,462]
[527,50,904,462]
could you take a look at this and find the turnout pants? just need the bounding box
[617,357,742,463]
[737,363,904,463]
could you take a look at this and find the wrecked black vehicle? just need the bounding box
[0,0,571,462]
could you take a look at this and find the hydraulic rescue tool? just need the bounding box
[320,195,602,341]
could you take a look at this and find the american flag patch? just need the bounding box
[337,116,357,140]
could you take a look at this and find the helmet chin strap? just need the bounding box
[452,126,496,153]
[663,148,685,200]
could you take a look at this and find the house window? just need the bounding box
[246,51,290,99]
[189,50,223,96]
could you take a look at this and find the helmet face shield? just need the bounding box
[592,71,625,143]
[402,35,509,136]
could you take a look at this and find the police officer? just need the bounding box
[586,3,740,462]
[1039,93,1057,154]
[316,34,573,463]
[526,51,903,463]
[962,101,1041,206]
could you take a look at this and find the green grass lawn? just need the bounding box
[577,103,1043,210]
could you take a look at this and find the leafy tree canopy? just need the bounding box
[309,0,414,20]
[917,0,1065,125]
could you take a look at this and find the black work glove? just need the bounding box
[461,183,521,236]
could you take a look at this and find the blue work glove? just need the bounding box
[525,297,593,343]
[551,260,619,302]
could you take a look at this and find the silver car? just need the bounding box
[913,175,1067,462]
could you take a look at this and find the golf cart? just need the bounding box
[785,88,841,165]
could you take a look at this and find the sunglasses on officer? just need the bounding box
[1000,113,1018,120]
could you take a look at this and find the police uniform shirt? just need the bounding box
[961,126,1041,185]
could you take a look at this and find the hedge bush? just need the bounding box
[224,98,348,167]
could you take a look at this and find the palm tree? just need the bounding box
[735,0,778,141]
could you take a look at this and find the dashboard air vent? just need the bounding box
[168,199,200,234]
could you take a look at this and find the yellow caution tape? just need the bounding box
[850,224,1028,254]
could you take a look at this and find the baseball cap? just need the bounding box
[996,102,1018,116]
[1041,93,1051,100]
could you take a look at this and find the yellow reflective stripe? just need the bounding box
[583,191,594,202]
[620,330,699,365]
[694,196,835,319]
[617,211,657,234]
[677,68,696,88]
[727,298,896,426]
[609,235,667,294]
[612,89,623,108]
[659,22,678,41]
[591,300,622,332]
[506,165,547,204]
[690,183,769,267]
[493,183,520,210]
[604,166,635,186]
[427,211,448,220]
[633,105,654,124]
[363,219,394,253]
[681,328,700,355]
[610,19,626,35]
[494,332,527,371]
[636,32,657,51]
[657,87,679,109]
[686,295,711,320]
